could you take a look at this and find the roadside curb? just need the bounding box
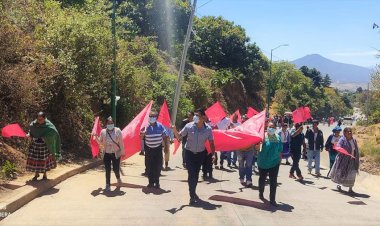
[1,159,102,217]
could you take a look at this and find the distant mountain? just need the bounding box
[292,54,372,83]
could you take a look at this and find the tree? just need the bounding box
[300,66,324,87]
[322,74,332,87]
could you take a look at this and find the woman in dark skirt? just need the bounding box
[26,112,61,181]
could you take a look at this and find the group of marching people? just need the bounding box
[23,109,360,207]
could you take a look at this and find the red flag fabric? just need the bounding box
[158,100,171,128]
[121,101,153,160]
[292,106,312,124]
[206,110,266,152]
[205,102,227,125]
[246,107,259,118]
[333,144,355,158]
[90,117,102,158]
[1,124,27,138]
[173,139,181,155]
[230,110,242,123]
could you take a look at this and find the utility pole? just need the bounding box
[170,0,197,125]
[111,0,117,124]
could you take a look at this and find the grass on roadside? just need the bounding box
[355,124,380,164]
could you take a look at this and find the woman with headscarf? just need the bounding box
[257,122,283,206]
[329,127,360,193]
[27,112,61,181]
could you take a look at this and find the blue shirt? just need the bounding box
[180,122,214,153]
[145,122,168,148]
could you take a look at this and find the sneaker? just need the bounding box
[316,173,321,177]
[117,178,122,186]
[246,181,253,188]
[297,175,304,181]
[104,184,111,191]
[154,183,160,189]
[285,161,291,165]
[240,179,246,186]
[139,151,144,156]
[308,169,312,174]
[147,183,154,188]
[337,185,342,191]
[233,163,238,168]
[289,173,296,179]
[202,174,207,179]
[209,173,214,180]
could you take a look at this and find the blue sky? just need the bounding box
[196,0,380,68]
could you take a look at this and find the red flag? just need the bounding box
[90,117,102,158]
[246,107,259,118]
[303,106,312,120]
[230,110,242,123]
[205,102,226,125]
[121,101,153,160]
[1,124,26,138]
[292,106,312,124]
[333,144,355,158]
[173,139,181,155]
[158,100,171,128]
[206,110,266,152]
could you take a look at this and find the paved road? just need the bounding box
[2,124,380,226]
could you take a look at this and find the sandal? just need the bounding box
[32,174,39,181]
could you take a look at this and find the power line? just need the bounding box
[197,0,214,9]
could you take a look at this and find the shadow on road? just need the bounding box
[216,189,237,194]
[166,199,222,214]
[238,185,259,192]
[91,187,126,197]
[209,195,294,212]
[142,187,171,195]
[40,187,60,196]
[204,178,229,184]
[113,182,145,189]
[332,189,371,198]
[297,179,314,185]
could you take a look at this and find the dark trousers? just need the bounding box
[185,149,205,198]
[202,151,213,176]
[290,151,302,176]
[103,153,120,185]
[145,145,163,185]
[258,164,280,202]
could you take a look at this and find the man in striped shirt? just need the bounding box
[140,110,169,189]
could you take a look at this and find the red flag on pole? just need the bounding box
[90,117,102,158]
[158,99,171,128]
[1,124,27,138]
[333,144,355,158]
[121,101,153,160]
[205,102,226,125]
[230,110,242,123]
[246,107,259,118]
[292,106,312,124]
[206,110,266,152]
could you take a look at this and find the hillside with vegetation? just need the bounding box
[0,0,355,178]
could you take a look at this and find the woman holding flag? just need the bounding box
[329,127,360,193]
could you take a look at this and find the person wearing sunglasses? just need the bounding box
[329,127,360,193]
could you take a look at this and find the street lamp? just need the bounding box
[266,44,289,118]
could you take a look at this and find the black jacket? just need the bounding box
[305,129,324,151]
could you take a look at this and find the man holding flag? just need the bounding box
[172,108,215,205]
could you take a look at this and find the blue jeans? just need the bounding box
[307,149,321,174]
[237,150,253,182]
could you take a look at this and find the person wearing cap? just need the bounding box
[330,127,360,193]
[172,108,215,205]
[140,110,169,189]
[97,117,125,191]
[26,112,61,181]
[325,126,343,171]
[289,123,306,180]
[305,120,324,176]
